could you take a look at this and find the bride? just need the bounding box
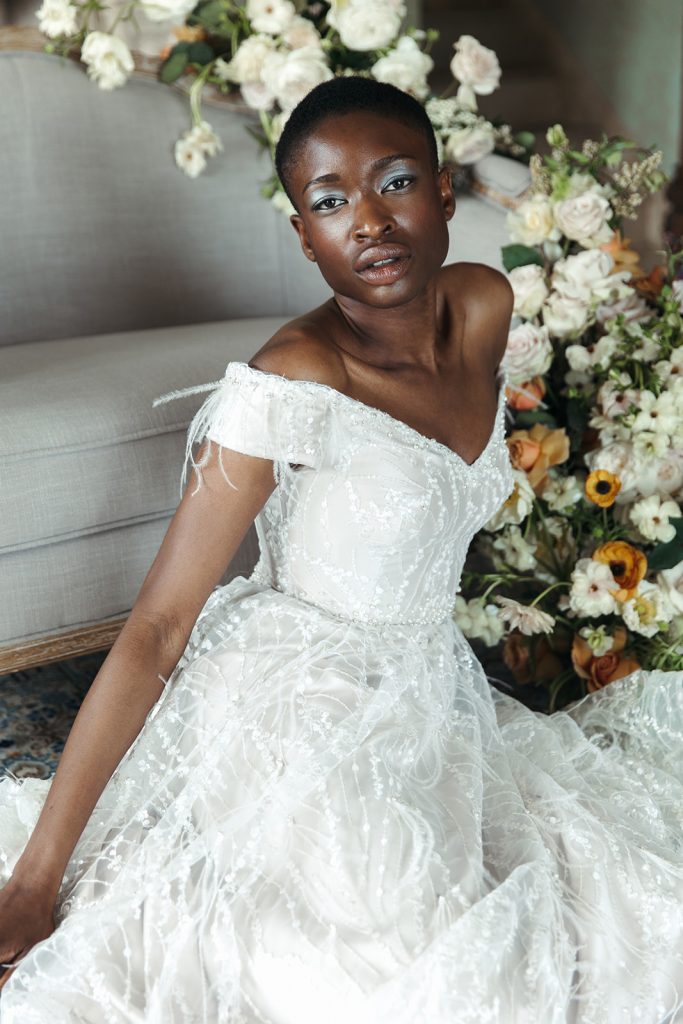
[0,76,681,1023]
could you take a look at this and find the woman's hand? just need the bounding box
[0,879,56,990]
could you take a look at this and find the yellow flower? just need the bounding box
[593,541,646,600]
[585,469,621,508]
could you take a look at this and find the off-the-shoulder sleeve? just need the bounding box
[154,361,330,492]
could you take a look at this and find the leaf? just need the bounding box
[513,410,558,429]
[513,131,536,150]
[187,41,215,65]
[501,244,544,273]
[647,518,683,571]
[195,0,224,27]
[159,50,188,83]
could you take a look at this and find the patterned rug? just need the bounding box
[0,652,107,779]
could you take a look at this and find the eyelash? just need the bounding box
[311,174,416,212]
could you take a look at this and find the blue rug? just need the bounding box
[0,652,106,779]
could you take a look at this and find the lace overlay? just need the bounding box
[1,361,682,1024]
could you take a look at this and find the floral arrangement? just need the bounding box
[35,0,532,206]
[455,124,683,712]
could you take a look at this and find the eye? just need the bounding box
[382,175,415,193]
[312,196,346,212]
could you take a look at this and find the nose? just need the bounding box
[352,193,396,242]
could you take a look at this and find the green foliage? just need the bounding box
[501,244,544,273]
[648,519,683,572]
[160,48,189,83]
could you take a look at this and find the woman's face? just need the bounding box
[288,111,455,309]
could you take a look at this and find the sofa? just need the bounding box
[0,41,531,672]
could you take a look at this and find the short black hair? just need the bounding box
[275,76,439,206]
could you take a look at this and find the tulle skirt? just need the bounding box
[1,576,682,1023]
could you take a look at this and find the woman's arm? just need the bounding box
[5,442,277,903]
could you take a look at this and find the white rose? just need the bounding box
[444,123,495,165]
[138,0,195,21]
[621,581,673,638]
[507,264,549,319]
[658,562,683,617]
[503,322,552,384]
[328,0,404,52]
[262,45,332,110]
[551,249,622,304]
[564,172,613,201]
[36,0,78,38]
[81,32,134,91]
[553,192,613,248]
[506,195,559,246]
[485,470,535,531]
[371,36,433,99]
[569,558,618,617]
[218,34,276,84]
[542,292,590,339]
[633,453,683,498]
[630,494,681,543]
[450,34,501,95]
[282,15,321,49]
[246,0,296,35]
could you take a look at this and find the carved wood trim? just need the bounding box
[0,618,127,675]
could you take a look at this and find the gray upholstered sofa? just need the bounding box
[0,43,531,671]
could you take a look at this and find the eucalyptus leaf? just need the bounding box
[647,518,683,572]
[188,41,215,65]
[513,410,558,429]
[501,244,544,272]
[160,50,188,84]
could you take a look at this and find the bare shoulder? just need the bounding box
[441,261,513,366]
[248,314,349,392]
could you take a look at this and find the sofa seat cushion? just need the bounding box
[0,317,287,555]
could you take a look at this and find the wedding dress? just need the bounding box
[1,360,682,1024]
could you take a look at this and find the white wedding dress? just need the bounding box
[1,360,682,1024]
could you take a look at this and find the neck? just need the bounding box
[331,279,449,372]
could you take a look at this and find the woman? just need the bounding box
[0,77,681,1022]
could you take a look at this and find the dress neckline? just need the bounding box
[226,360,508,472]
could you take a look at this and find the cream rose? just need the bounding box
[507,264,549,319]
[81,31,134,90]
[36,0,79,38]
[371,36,433,99]
[262,45,332,111]
[551,249,619,304]
[542,292,590,339]
[450,34,501,95]
[444,123,494,165]
[328,0,404,51]
[553,192,613,248]
[658,563,683,617]
[503,322,552,384]
[506,195,559,246]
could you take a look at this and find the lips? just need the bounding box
[352,240,411,272]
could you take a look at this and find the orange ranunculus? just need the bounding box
[584,469,621,508]
[593,541,647,600]
[506,377,546,411]
[600,230,644,279]
[571,626,640,694]
[173,25,208,41]
[506,424,570,492]
[634,264,667,299]
[503,633,563,686]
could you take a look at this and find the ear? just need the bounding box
[438,167,456,222]
[290,214,317,263]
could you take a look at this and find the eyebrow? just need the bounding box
[302,153,415,194]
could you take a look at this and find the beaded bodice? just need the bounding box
[181,361,514,628]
